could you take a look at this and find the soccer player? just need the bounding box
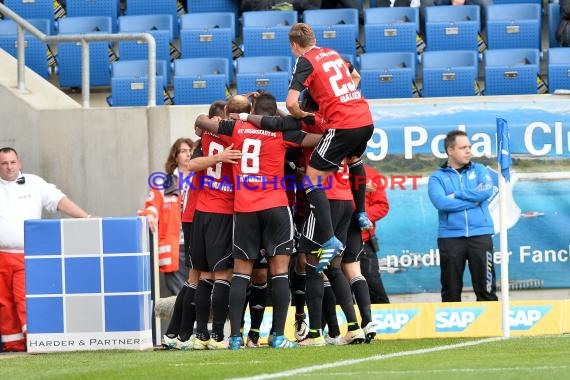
[190,95,250,350]
[241,92,365,346]
[195,92,320,349]
[286,22,375,272]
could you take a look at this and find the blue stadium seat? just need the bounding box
[425,5,480,51]
[422,50,478,97]
[173,57,229,105]
[118,15,173,83]
[364,7,419,54]
[186,0,238,14]
[236,56,292,102]
[484,48,540,95]
[179,12,234,80]
[492,0,541,3]
[57,16,113,87]
[547,48,570,93]
[66,0,120,32]
[110,60,166,106]
[359,52,416,99]
[303,9,359,57]
[4,0,54,34]
[0,18,50,78]
[125,0,179,37]
[549,3,561,48]
[486,4,541,50]
[242,11,297,57]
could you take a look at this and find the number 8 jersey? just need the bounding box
[218,119,306,213]
[290,46,373,130]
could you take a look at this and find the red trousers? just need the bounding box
[0,252,26,352]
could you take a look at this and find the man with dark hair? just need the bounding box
[428,130,498,302]
[0,147,90,352]
[196,92,320,349]
[286,22,375,273]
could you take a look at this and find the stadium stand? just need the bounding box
[235,56,292,101]
[0,18,50,79]
[422,50,479,97]
[117,14,173,83]
[303,8,359,58]
[109,59,167,106]
[549,2,561,48]
[484,48,540,95]
[547,47,570,93]
[241,10,297,57]
[65,0,120,32]
[486,3,542,50]
[363,7,419,54]
[359,51,416,99]
[173,57,230,105]
[179,12,235,80]
[424,5,480,51]
[57,16,113,87]
[4,0,54,34]
[125,0,179,37]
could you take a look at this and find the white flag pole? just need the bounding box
[498,162,510,338]
[153,231,162,346]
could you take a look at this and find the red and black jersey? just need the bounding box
[218,119,305,212]
[195,131,235,215]
[290,47,373,130]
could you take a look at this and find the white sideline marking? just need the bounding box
[312,365,569,377]
[229,337,503,380]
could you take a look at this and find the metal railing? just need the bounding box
[0,3,157,107]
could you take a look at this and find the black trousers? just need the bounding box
[360,241,390,304]
[438,234,498,302]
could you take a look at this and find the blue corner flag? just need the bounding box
[497,117,512,182]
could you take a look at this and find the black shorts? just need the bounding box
[342,217,364,263]
[298,199,352,255]
[309,125,374,172]
[233,206,294,261]
[182,222,193,268]
[190,210,234,272]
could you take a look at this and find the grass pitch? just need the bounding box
[2,335,569,380]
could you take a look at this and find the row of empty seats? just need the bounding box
[110,56,292,106]
[109,46,570,106]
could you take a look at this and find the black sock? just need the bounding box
[325,267,359,328]
[211,279,230,338]
[229,273,250,337]
[177,283,197,341]
[305,186,334,240]
[165,282,189,337]
[351,275,372,327]
[249,282,267,331]
[271,273,290,336]
[305,264,324,333]
[349,160,366,214]
[291,268,306,317]
[194,279,214,339]
[322,281,340,338]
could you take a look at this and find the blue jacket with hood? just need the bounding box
[428,161,495,238]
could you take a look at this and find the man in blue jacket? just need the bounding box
[428,130,498,302]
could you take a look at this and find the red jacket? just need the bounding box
[362,165,389,243]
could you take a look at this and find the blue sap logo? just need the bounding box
[508,306,552,331]
[371,309,419,334]
[435,307,486,332]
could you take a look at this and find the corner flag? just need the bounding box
[497,117,512,182]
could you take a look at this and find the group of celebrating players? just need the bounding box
[143,22,378,350]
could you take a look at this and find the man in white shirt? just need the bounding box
[0,147,89,352]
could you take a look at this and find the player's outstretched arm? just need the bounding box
[195,114,220,134]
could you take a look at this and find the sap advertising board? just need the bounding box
[364,97,570,294]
